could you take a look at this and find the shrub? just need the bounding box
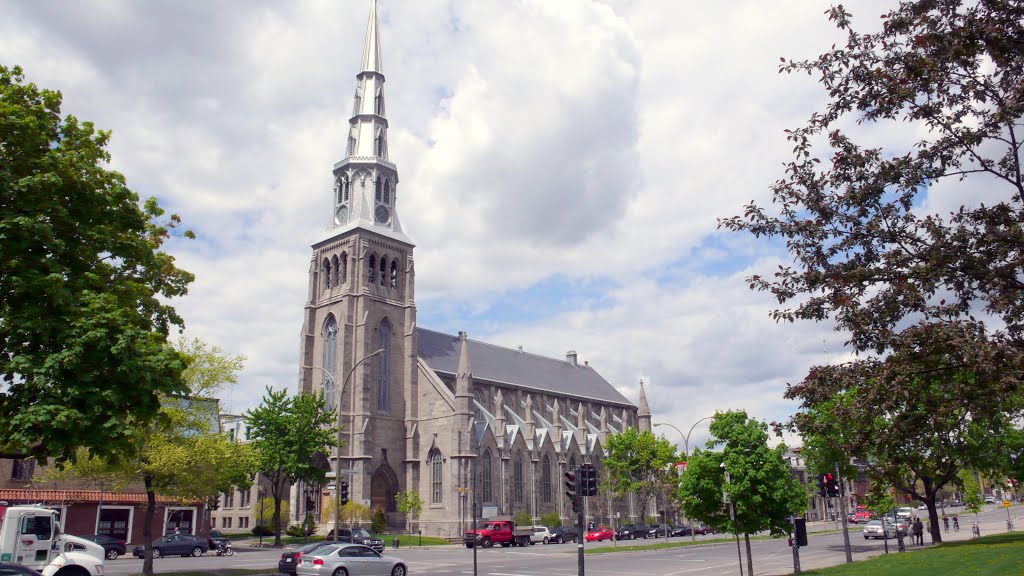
[285,524,306,537]
[540,512,561,529]
[251,525,275,536]
[371,508,387,534]
[513,511,532,527]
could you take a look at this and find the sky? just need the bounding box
[0,0,899,452]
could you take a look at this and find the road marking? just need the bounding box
[664,562,742,575]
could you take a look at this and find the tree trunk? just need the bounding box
[142,476,156,576]
[744,532,753,576]
[924,479,942,544]
[273,492,283,546]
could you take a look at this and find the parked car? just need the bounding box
[917,503,927,510]
[853,506,873,524]
[132,534,209,558]
[647,524,672,538]
[585,526,615,542]
[949,499,964,507]
[615,524,650,540]
[670,525,692,537]
[882,516,909,536]
[549,526,578,544]
[530,526,553,545]
[207,530,231,552]
[985,496,996,504]
[326,528,385,553]
[280,541,335,576]
[693,525,717,536]
[295,544,407,576]
[77,534,126,560]
[863,520,895,540]
[464,518,532,548]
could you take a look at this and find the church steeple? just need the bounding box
[637,379,652,433]
[328,0,410,243]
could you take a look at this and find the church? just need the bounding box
[293,0,652,537]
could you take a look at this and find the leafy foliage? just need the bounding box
[513,511,532,527]
[371,508,387,535]
[540,511,561,529]
[395,489,424,532]
[0,65,195,463]
[246,387,336,545]
[603,428,679,516]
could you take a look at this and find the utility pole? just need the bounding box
[789,516,801,574]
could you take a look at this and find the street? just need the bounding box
[105,504,1021,576]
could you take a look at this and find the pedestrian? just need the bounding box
[943,515,949,532]
[953,515,959,532]
[913,518,924,545]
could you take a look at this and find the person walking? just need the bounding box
[943,514,949,533]
[953,515,960,532]
[913,518,924,545]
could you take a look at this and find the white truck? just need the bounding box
[0,503,106,576]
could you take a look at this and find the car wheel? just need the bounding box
[391,565,406,576]
[556,536,563,544]
[106,549,119,560]
[500,542,510,548]
[465,543,473,548]
[332,569,349,576]
[153,549,162,559]
[191,547,203,557]
[543,537,549,545]
[482,537,492,548]
[572,536,578,543]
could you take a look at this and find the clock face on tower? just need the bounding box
[335,205,348,225]
[374,205,391,224]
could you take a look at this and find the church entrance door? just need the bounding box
[370,466,398,515]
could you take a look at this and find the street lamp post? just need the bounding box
[325,348,385,542]
[655,417,713,542]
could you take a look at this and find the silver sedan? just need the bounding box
[296,544,407,576]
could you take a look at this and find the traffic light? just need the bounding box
[581,464,598,496]
[824,473,838,497]
[817,474,827,498]
[340,481,350,506]
[565,470,579,513]
[211,495,220,511]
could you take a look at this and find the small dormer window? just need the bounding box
[369,254,377,284]
[375,88,384,116]
[383,179,391,204]
[374,176,382,203]
[375,128,386,159]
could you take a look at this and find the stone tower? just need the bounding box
[297,0,416,524]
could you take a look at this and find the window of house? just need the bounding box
[542,455,552,503]
[10,458,34,480]
[390,259,398,289]
[379,257,387,286]
[224,491,234,508]
[430,450,443,505]
[375,88,383,116]
[322,259,331,290]
[222,517,232,529]
[332,255,340,287]
[368,254,377,284]
[377,320,391,412]
[239,489,250,508]
[375,131,385,158]
[383,179,391,204]
[374,176,382,203]
[340,252,348,284]
[481,450,492,503]
[513,454,524,504]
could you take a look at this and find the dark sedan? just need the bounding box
[132,534,209,558]
[549,526,578,544]
[280,541,334,576]
[78,534,127,560]
[647,524,672,538]
[615,524,650,540]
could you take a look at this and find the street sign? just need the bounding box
[1004,500,1012,508]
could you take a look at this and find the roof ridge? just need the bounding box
[418,326,585,366]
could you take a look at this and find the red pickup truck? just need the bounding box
[464,517,532,548]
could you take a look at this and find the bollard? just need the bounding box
[393,538,400,549]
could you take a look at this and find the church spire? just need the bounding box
[361,0,383,73]
[637,379,652,433]
[328,0,410,244]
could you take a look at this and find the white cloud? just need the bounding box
[0,0,908,432]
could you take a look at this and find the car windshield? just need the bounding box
[866,521,881,527]
[351,529,372,538]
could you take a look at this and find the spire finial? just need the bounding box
[361,0,383,73]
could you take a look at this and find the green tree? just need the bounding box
[321,499,371,526]
[863,484,896,521]
[245,387,336,546]
[786,321,1021,543]
[677,411,806,576]
[603,428,679,518]
[395,490,424,533]
[513,510,532,527]
[371,508,387,535]
[0,65,195,464]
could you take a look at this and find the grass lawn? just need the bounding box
[587,535,776,554]
[802,532,1024,575]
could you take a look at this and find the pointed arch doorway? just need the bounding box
[370,461,399,527]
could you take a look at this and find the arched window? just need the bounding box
[383,179,391,204]
[375,130,385,158]
[513,453,524,504]
[569,456,577,474]
[473,389,487,423]
[331,255,340,287]
[337,177,347,205]
[340,252,348,284]
[322,316,338,409]
[379,257,387,286]
[429,449,443,505]
[368,254,377,284]
[375,88,384,115]
[390,259,398,289]
[377,319,391,412]
[374,176,382,203]
[542,454,552,503]
[353,90,362,116]
[322,259,331,290]
[482,449,493,503]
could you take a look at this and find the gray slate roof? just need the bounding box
[417,328,634,408]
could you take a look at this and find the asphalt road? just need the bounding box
[104,504,1021,576]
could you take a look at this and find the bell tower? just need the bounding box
[297,0,417,528]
